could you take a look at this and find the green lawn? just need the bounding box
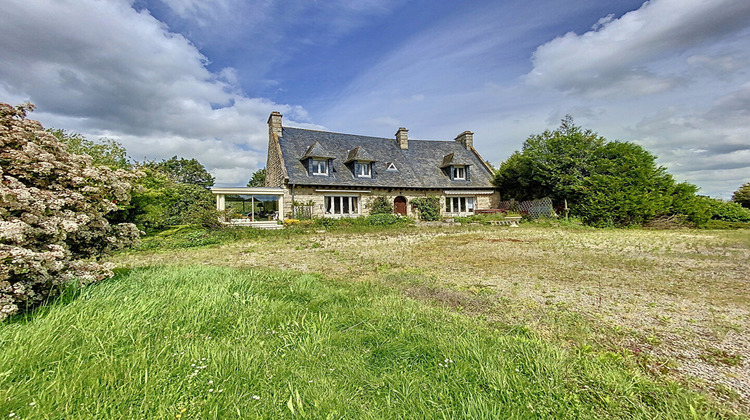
[0,264,735,419]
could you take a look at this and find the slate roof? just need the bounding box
[279,127,495,189]
[440,152,471,168]
[345,146,376,163]
[300,141,334,160]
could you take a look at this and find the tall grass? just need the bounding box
[1,266,730,419]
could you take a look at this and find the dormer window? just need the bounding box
[441,153,470,181]
[345,146,376,179]
[311,159,328,175]
[301,142,334,177]
[356,161,371,178]
[452,165,466,180]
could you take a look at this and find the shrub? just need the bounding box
[703,197,750,222]
[191,207,235,230]
[366,213,411,226]
[367,196,393,215]
[668,184,711,226]
[113,167,216,232]
[311,217,341,229]
[699,219,750,230]
[1,102,141,320]
[411,197,441,221]
[575,142,677,227]
[283,219,314,228]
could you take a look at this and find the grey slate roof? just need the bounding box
[440,152,471,168]
[279,127,495,189]
[345,146,376,163]
[300,141,334,160]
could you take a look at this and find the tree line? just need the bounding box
[493,116,750,228]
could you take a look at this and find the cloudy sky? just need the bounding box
[1,0,748,198]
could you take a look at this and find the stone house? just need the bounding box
[264,111,499,219]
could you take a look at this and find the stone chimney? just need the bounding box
[268,111,283,138]
[455,131,473,150]
[395,127,409,150]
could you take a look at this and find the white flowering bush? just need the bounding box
[1,102,142,320]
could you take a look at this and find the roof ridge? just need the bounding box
[284,126,390,141]
[285,126,459,144]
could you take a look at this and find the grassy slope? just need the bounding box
[0,264,735,419]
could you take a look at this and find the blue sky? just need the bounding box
[1,0,749,198]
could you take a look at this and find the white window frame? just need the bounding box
[453,165,466,180]
[324,195,360,217]
[445,196,474,214]
[311,159,328,176]
[357,161,371,178]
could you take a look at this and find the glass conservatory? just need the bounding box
[210,187,285,226]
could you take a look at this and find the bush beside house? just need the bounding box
[0,103,141,320]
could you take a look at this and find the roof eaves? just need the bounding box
[468,146,495,176]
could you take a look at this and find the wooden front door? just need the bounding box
[394,196,407,215]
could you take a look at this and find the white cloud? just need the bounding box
[2,0,747,199]
[318,0,750,198]
[0,0,315,186]
[156,0,232,22]
[687,54,744,77]
[626,84,750,198]
[525,0,750,97]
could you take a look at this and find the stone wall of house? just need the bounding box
[476,192,501,211]
[281,187,500,219]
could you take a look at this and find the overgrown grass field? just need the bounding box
[2,223,748,418]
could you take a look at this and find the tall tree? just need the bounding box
[493,115,605,205]
[493,116,701,227]
[576,141,679,227]
[144,156,215,187]
[247,168,266,187]
[732,182,750,209]
[49,129,130,169]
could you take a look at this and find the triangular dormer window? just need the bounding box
[386,162,397,171]
[301,141,334,177]
[345,146,377,179]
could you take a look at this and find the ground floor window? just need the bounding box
[325,196,359,216]
[445,196,474,213]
